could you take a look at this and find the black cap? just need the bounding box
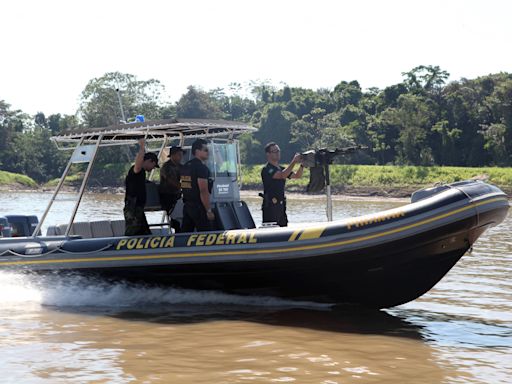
[143,152,160,168]
[168,146,185,157]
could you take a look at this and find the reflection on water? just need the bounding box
[0,191,510,383]
[0,272,444,384]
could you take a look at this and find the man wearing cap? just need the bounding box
[123,138,160,236]
[160,146,185,233]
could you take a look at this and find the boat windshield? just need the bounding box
[208,142,238,177]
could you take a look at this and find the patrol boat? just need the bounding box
[0,118,509,308]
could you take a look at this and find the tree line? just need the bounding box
[1,66,511,185]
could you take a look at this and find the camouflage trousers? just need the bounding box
[123,206,151,236]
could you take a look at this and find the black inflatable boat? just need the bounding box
[0,119,508,308]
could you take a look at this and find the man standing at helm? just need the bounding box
[180,138,215,232]
[261,142,304,227]
[124,138,159,236]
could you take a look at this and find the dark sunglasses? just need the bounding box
[201,147,209,152]
[269,149,280,153]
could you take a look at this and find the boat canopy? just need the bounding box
[52,118,257,149]
[32,118,256,237]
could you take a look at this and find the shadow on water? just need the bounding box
[108,305,425,340]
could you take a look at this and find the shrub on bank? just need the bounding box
[0,170,38,188]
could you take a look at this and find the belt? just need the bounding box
[267,197,285,204]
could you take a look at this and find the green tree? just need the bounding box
[480,76,512,165]
[238,132,261,164]
[442,80,488,165]
[207,87,257,121]
[6,126,67,182]
[332,80,362,109]
[290,107,327,149]
[255,103,298,160]
[176,86,223,118]
[367,113,399,164]
[46,113,78,135]
[0,100,30,168]
[402,65,449,94]
[430,120,462,165]
[79,72,166,128]
[386,94,435,165]
[378,83,408,110]
[315,112,354,148]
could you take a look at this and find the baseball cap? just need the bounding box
[168,146,186,157]
[143,152,160,168]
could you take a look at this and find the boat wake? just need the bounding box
[0,271,330,311]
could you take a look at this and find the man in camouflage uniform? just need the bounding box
[160,146,185,233]
[124,138,159,236]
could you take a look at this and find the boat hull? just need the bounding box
[0,180,509,308]
[68,216,474,308]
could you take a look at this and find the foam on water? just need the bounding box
[0,271,43,305]
[0,271,330,310]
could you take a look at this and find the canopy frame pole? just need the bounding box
[64,135,103,237]
[157,134,170,225]
[116,87,126,123]
[324,162,333,221]
[32,136,86,237]
[149,134,168,182]
[237,141,243,189]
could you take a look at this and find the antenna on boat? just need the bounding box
[115,87,127,124]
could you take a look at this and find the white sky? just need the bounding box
[1,0,511,116]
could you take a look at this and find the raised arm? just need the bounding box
[272,153,302,180]
[290,163,304,179]
[133,138,145,173]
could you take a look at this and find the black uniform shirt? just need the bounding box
[181,157,210,203]
[125,165,146,207]
[261,163,288,201]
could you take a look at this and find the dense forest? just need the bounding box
[1,66,511,185]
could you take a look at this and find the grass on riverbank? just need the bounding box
[241,165,512,193]
[2,165,512,196]
[43,173,85,188]
[0,170,38,189]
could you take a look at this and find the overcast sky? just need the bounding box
[2,0,511,116]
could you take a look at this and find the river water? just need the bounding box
[0,191,510,383]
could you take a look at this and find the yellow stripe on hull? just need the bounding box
[0,197,506,267]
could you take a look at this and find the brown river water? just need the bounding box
[0,191,510,383]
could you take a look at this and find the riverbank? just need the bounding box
[242,164,512,196]
[2,185,412,201]
[1,165,511,198]
[239,190,410,202]
[3,184,508,204]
